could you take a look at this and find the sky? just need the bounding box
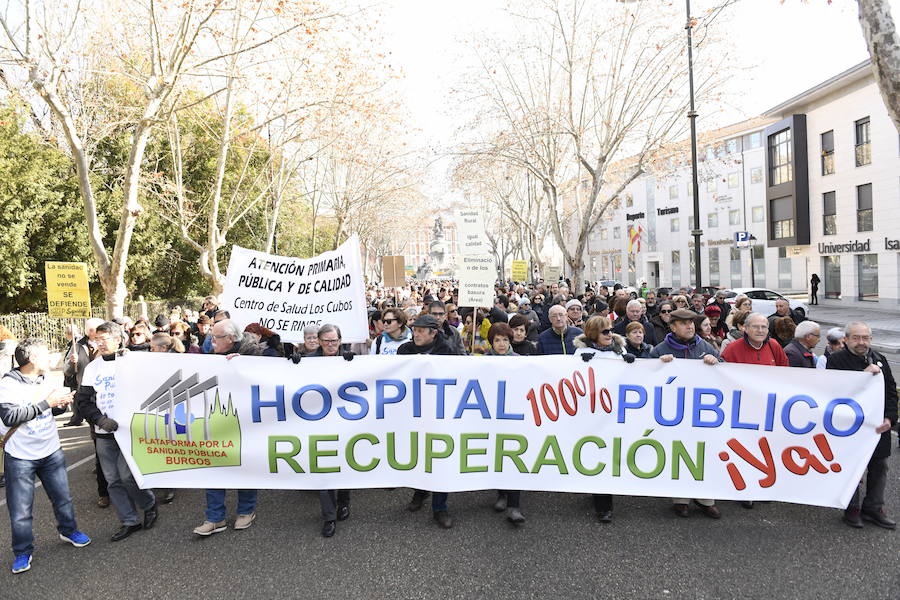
[377,0,897,200]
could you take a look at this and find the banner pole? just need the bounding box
[470,307,477,354]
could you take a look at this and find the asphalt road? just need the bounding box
[1,411,899,599]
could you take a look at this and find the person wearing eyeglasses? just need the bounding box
[649,300,675,343]
[537,305,582,355]
[305,324,355,537]
[369,308,411,355]
[573,315,632,523]
[827,322,897,530]
[725,295,751,329]
[193,320,262,537]
[428,301,465,355]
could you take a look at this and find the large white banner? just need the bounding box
[112,353,885,508]
[220,236,368,343]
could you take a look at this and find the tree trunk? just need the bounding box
[858,0,900,131]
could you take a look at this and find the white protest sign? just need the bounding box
[115,352,883,509]
[455,208,489,255]
[458,254,496,307]
[220,235,368,343]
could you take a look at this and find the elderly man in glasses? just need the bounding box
[827,322,897,530]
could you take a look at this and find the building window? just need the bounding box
[752,206,764,223]
[726,138,739,154]
[773,219,794,239]
[770,196,793,240]
[707,212,718,228]
[669,185,678,200]
[671,250,681,287]
[747,131,762,149]
[708,247,720,286]
[728,209,740,226]
[600,228,608,241]
[706,179,716,193]
[823,255,841,299]
[730,247,742,288]
[768,128,793,185]
[727,172,739,189]
[821,130,835,175]
[855,117,871,166]
[823,191,836,235]
[687,183,693,198]
[613,227,621,239]
[857,254,878,301]
[753,243,766,287]
[750,167,762,184]
[670,218,679,233]
[625,193,633,208]
[778,252,792,289]
[856,183,873,232]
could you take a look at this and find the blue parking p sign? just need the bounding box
[735,231,750,243]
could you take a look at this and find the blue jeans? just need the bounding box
[5,449,79,555]
[205,489,258,523]
[432,492,448,512]
[95,437,155,526]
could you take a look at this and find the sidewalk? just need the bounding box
[806,302,900,354]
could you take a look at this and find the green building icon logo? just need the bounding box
[129,370,242,474]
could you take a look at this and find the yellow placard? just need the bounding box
[45,261,91,318]
[510,260,529,282]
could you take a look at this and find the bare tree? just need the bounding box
[461,0,733,291]
[0,0,306,315]
[858,0,900,131]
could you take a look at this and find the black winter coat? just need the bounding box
[826,348,898,459]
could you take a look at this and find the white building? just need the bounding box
[573,60,900,307]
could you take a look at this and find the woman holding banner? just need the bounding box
[573,316,636,523]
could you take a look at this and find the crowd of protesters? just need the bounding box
[0,281,896,574]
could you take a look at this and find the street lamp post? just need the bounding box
[685,0,702,291]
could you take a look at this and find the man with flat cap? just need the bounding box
[398,314,456,528]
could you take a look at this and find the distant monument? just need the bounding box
[414,217,455,280]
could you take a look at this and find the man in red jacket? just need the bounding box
[721,313,788,367]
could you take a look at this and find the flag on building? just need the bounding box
[627,224,643,254]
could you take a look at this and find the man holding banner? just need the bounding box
[827,322,897,530]
[76,322,158,542]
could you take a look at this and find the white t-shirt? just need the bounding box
[81,356,118,434]
[0,375,60,460]
[370,330,412,355]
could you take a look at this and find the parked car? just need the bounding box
[695,285,725,303]
[710,288,807,317]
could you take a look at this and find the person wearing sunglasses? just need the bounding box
[573,315,633,524]
[369,308,411,355]
[649,300,675,344]
[126,325,152,352]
